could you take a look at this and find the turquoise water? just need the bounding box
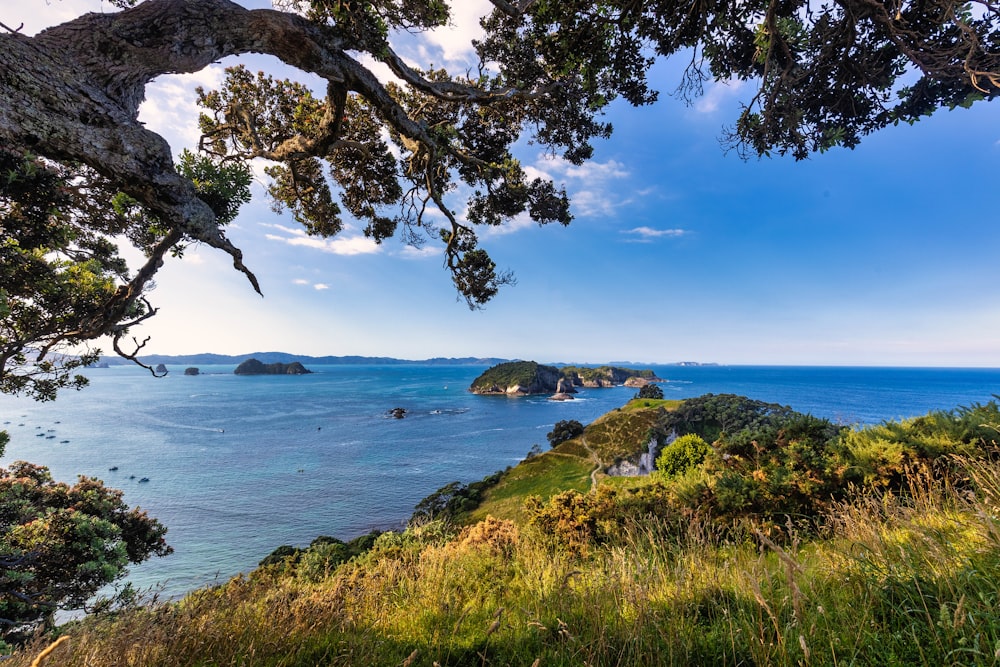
[1,364,998,599]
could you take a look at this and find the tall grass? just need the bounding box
[9,456,1000,666]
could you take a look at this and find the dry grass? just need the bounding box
[8,458,1000,666]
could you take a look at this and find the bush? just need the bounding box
[656,433,711,478]
[0,461,171,643]
[547,419,584,447]
[636,384,664,400]
[410,470,506,522]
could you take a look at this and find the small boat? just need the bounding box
[138,477,150,483]
[109,466,119,471]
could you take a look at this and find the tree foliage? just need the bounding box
[636,384,664,400]
[655,433,710,478]
[656,393,798,444]
[528,397,1000,552]
[1,0,997,395]
[547,419,585,447]
[0,459,172,643]
[410,470,507,522]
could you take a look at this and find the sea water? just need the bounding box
[1,364,998,599]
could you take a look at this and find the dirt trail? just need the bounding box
[580,435,602,491]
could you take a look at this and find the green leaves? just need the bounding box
[0,150,128,400]
[177,150,252,227]
[0,462,171,642]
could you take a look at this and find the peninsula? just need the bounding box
[469,360,662,396]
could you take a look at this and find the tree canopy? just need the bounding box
[0,455,172,644]
[1,0,997,396]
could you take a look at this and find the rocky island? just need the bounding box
[233,358,312,375]
[469,361,661,398]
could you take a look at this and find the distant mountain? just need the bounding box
[97,352,510,367]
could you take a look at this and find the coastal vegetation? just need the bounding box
[0,433,171,647]
[469,361,662,396]
[7,395,999,665]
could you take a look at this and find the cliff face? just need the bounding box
[234,359,312,375]
[562,366,662,388]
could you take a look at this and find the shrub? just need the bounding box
[547,419,584,447]
[656,433,711,478]
[636,384,664,400]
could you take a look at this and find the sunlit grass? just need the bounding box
[11,456,1000,666]
[464,451,593,523]
[7,398,1000,667]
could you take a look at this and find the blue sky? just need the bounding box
[23,2,1000,366]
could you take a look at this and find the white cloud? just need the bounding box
[292,278,331,290]
[424,0,492,64]
[19,0,101,35]
[263,224,381,256]
[694,78,745,114]
[524,155,634,219]
[481,212,537,237]
[622,226,689,242]
[138,68,227,153]
[399,244,441,259]
[535,155,631,182]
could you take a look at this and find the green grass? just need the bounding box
[583,399,672,465]
[17,458,1000,666]
[9,399,1000,667]
[463,451,594,523]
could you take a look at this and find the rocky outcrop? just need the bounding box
[184,367,200,376]
[549,377,577,401]
[234,358,312,375]
[562,366,662,388]
[155,363,168,374]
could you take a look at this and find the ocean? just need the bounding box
[1,363,998,600]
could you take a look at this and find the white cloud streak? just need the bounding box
[622,226,689,242]
[694,78,746,114]
[525,156,634,218]
[263,224,381,256]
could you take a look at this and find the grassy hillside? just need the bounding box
[463,398,678,523]
[8,397,1000,667]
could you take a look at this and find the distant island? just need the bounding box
[469,361,662,397]
[92,351,716,369]
[96,352,511,367]
[233,359,312,375]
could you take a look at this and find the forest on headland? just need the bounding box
[5,391,1000,666]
